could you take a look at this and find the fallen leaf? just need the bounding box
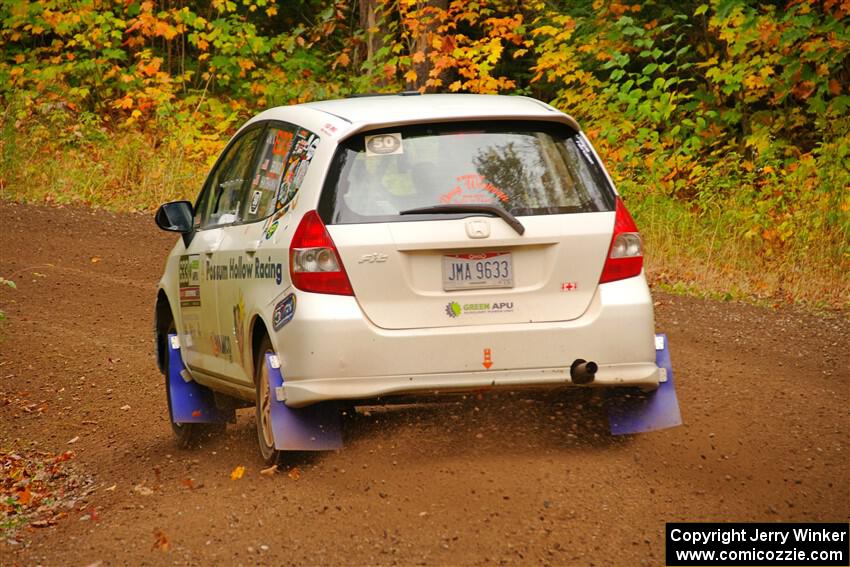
[152,529,170,552]
[90,256,101,264]
[54,451,75,463]
[260,464,278,477]
[1,448,89,537]
[230,465,245,480]
[104,484,116,491]
[30,519,55,528]
[133,484,153,496]
[67,436,80,444]
[180,478,195,489]
[287,467,301,481]
[16,485,32,506]
[120,405,131,411]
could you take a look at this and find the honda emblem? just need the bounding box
[466,220,490,239]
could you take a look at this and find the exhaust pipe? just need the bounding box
[570,359,598,385]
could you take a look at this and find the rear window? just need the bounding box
[318,121,615,225]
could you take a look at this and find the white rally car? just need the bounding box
[154,93,660,462]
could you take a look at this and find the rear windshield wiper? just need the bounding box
[399,204,525,235]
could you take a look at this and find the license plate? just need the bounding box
[442,252,513,291]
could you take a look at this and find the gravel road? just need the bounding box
[1,202,847,566]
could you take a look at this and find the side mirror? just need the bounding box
[155,201,194,233]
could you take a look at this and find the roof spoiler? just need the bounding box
[346,91,421,98]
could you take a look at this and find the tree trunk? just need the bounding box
[408,0,448,92]
[359,0,382,66]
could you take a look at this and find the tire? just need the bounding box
[254,335,280,465]
[163,322,225,448]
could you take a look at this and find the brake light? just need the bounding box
[599,197,643,284]
[289,211,354,295]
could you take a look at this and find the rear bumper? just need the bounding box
[273,275,659,407]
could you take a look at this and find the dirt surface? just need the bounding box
[0,201,847,567]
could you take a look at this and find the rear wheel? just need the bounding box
[255,335,280,465]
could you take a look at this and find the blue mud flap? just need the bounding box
[607,333,682,435]
[167,334,234,424]
[265,353,342,451]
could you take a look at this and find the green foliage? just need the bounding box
[524,0,849,306]
[0,0,847,307]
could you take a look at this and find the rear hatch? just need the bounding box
[318,121,617,330]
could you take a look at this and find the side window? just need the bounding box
[195,127,263,229]
[274,127,321,213]
[240,125,297,223]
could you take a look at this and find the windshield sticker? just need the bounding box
[278,167,299,209]
[305,134,320,160]
[253,172,279,192]
[293,158,310,188]
[574,136,595,162]
[272,293,296,331]
[269,159,284,177]
[276,130,319,212]
[440,174,509,205]
[445,301,514,318]
[178,254,201,308]
[249,190,262,214]
[272,130,294,158]
[365,133,403,156]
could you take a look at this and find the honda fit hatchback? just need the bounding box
[154,93,660,461]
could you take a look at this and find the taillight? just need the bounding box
[289,211,354,295]
[599,197,643,284]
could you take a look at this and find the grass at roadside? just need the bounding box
[0,112,208,212]
[1,118,847,312]
[632,195,849,311]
